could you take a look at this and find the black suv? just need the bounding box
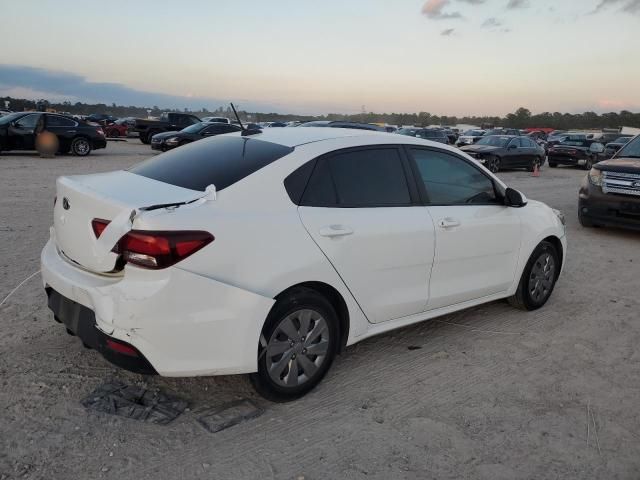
[579,135,640,231]
[0,112,107,156]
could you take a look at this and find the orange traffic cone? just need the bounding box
[532,163,540,177]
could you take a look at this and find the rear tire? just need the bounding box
[70,137,91,156]
[508,241,559,311]
[140,134,150,144]
[250,287,339,402]
[583,156,594,170]
[549,161,558,168]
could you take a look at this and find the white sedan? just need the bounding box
[41,127,567,401]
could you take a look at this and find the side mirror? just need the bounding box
[504,187,527,208]
[589,142,605,154]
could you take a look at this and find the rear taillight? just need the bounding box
[92,218,110,238]
[97,127,105,136]
[114,230,213,269]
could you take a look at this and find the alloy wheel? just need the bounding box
[265,309,330,388]
[528,253,556,303]
[73,139,90,155]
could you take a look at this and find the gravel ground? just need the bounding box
[1,140,639,480]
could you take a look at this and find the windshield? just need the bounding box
[613,137,631,144]
[396,128,419,137]
[476,136,510,147]
[0,112,26,125]
[616,135,640,158]
[463,130,484,136]
[181,123,207,134]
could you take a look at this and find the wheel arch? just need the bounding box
[273,281,350,352]
[541,235,564,279]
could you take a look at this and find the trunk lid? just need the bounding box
[54,170,205,273]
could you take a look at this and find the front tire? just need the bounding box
[508,241,559,311]
[583,156,594,170]
[250,288,339,402]
[70,137,91,156]
[486,156,501,173]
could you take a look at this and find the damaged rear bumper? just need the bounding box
[41,237,275,377]
[47,287,157,375]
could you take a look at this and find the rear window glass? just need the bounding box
[130,136,293,191]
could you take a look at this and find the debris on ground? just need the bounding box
[81,380,188,425]
[197,399,263,433]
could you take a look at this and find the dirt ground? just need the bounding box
[1,140,639,480]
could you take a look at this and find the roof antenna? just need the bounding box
[230,102,262,137]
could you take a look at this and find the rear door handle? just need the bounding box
[437,217,461,229]
[319,225,354,237]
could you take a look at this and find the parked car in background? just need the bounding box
[41,127,566,401]
[579,134,640,230]
[548,136,605,170]
[0,112,106,156]
[456,129,486,147]
[0,109,12,117]
[396,127,449,144]
[86,113,117,124]
[546,131,572,149]
[485,128,520,136]
[133,112,202,144]
[201,116,230,124]
[151,122,241,151]
[300,121,385,131]
[104,118,131,138]
[461,135,545,173]
[603,136,633,158]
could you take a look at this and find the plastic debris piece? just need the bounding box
[197,399,263,433]
[81,380,188,425]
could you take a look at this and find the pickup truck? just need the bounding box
[133,112,201,144]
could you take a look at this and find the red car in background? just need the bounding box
[103,118,133,138]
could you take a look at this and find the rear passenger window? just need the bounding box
[130,136,294,192]
[300,148,411,207]
[302,159,337,206]
[410,149,499,205]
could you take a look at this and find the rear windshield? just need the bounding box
[130,136,294,191]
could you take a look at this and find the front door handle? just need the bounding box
[319,225,354,238]
[437,217,461,229]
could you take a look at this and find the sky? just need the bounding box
[0,0,639,116]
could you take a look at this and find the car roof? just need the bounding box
[225,126,391,147]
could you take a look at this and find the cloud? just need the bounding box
[481,17,503,27]
[457,0,486,3]
[506,0,529,9]
[0,64,278,112]
[422,0,463,19]
[441,28,456,35]
[592,0,640,14]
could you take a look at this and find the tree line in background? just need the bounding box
[2,97,640,130]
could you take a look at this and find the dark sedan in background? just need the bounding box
[603,136,633,158]
[396,127,450,144]
[151,122,241,151]
[0,112,106,156]
[461,135,545,173]
[548,136,605,170]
